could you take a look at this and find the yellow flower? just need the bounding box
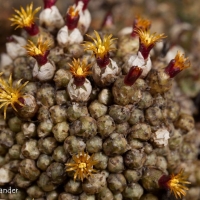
[135,28,166,48]
[68,6,79,17]
[134,15,151,30]
[174,51,190,71]
[9,3,41,29]
[69,58,92,78]
[167,169,190,199]
[83,30,117,59]
[24,36,52,57]
[0,73,29,119]
[65,151,97,181]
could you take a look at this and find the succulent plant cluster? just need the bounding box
[0,0,200,200]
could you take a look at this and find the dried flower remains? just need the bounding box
[0,73,28,119]
[65,151,97,181]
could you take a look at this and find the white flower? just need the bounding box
[6,35,27,59]
[124,51,152,78]
[67,78,92,102]
[152,128,170,147]
[39,5,65,32]
[57,26,83,47]
[33,61,56,81]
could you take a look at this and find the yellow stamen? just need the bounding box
[9,3,41,29]
[167,169,191,199]
[83,30,117,59]
[174,51,190,70]
[68,6,79,17]
[24,36,52,57]
[135,28,166,48]
[69,58,92,78]
[65,151,97,181]
[134,15,151,30]
[0,73,28,119]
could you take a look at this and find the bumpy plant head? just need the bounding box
[135,28,166,59]
[69,58,92,86]
[9,3,41,35]
[158,169,191,199]
[24,36,52,65]
[124,66,143,86]
[0,73,29,119]
[165,51,191,78]
[65,151,97,181]
[83,30,117,68]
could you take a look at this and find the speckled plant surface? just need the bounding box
[0,0,200,200]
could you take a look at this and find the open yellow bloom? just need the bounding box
[167,169,190,199]
[66,151,97,181]
[9,2,41,29]
[174,51,190,70]
[135,28,166,49]
[24,37,52,57]
[69,58,91,78]
[83,30,117,59]
[134,15,151,30]
[0,73,28,119]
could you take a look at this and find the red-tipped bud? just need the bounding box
[165,52,190,78]
[44,0,57,9]
[96,53,110,68]
[124,66,143,86]
[66,6,80,30]
[75,0,90,10]
[101,11,114,29]
[24,23,39,36]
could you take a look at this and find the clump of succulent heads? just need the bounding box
[0,73,28,119]
[83,30,117,68]
[0,1,197,200]
[9,2,41,36]
[65,151,97,181]
[159,169,191,199]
